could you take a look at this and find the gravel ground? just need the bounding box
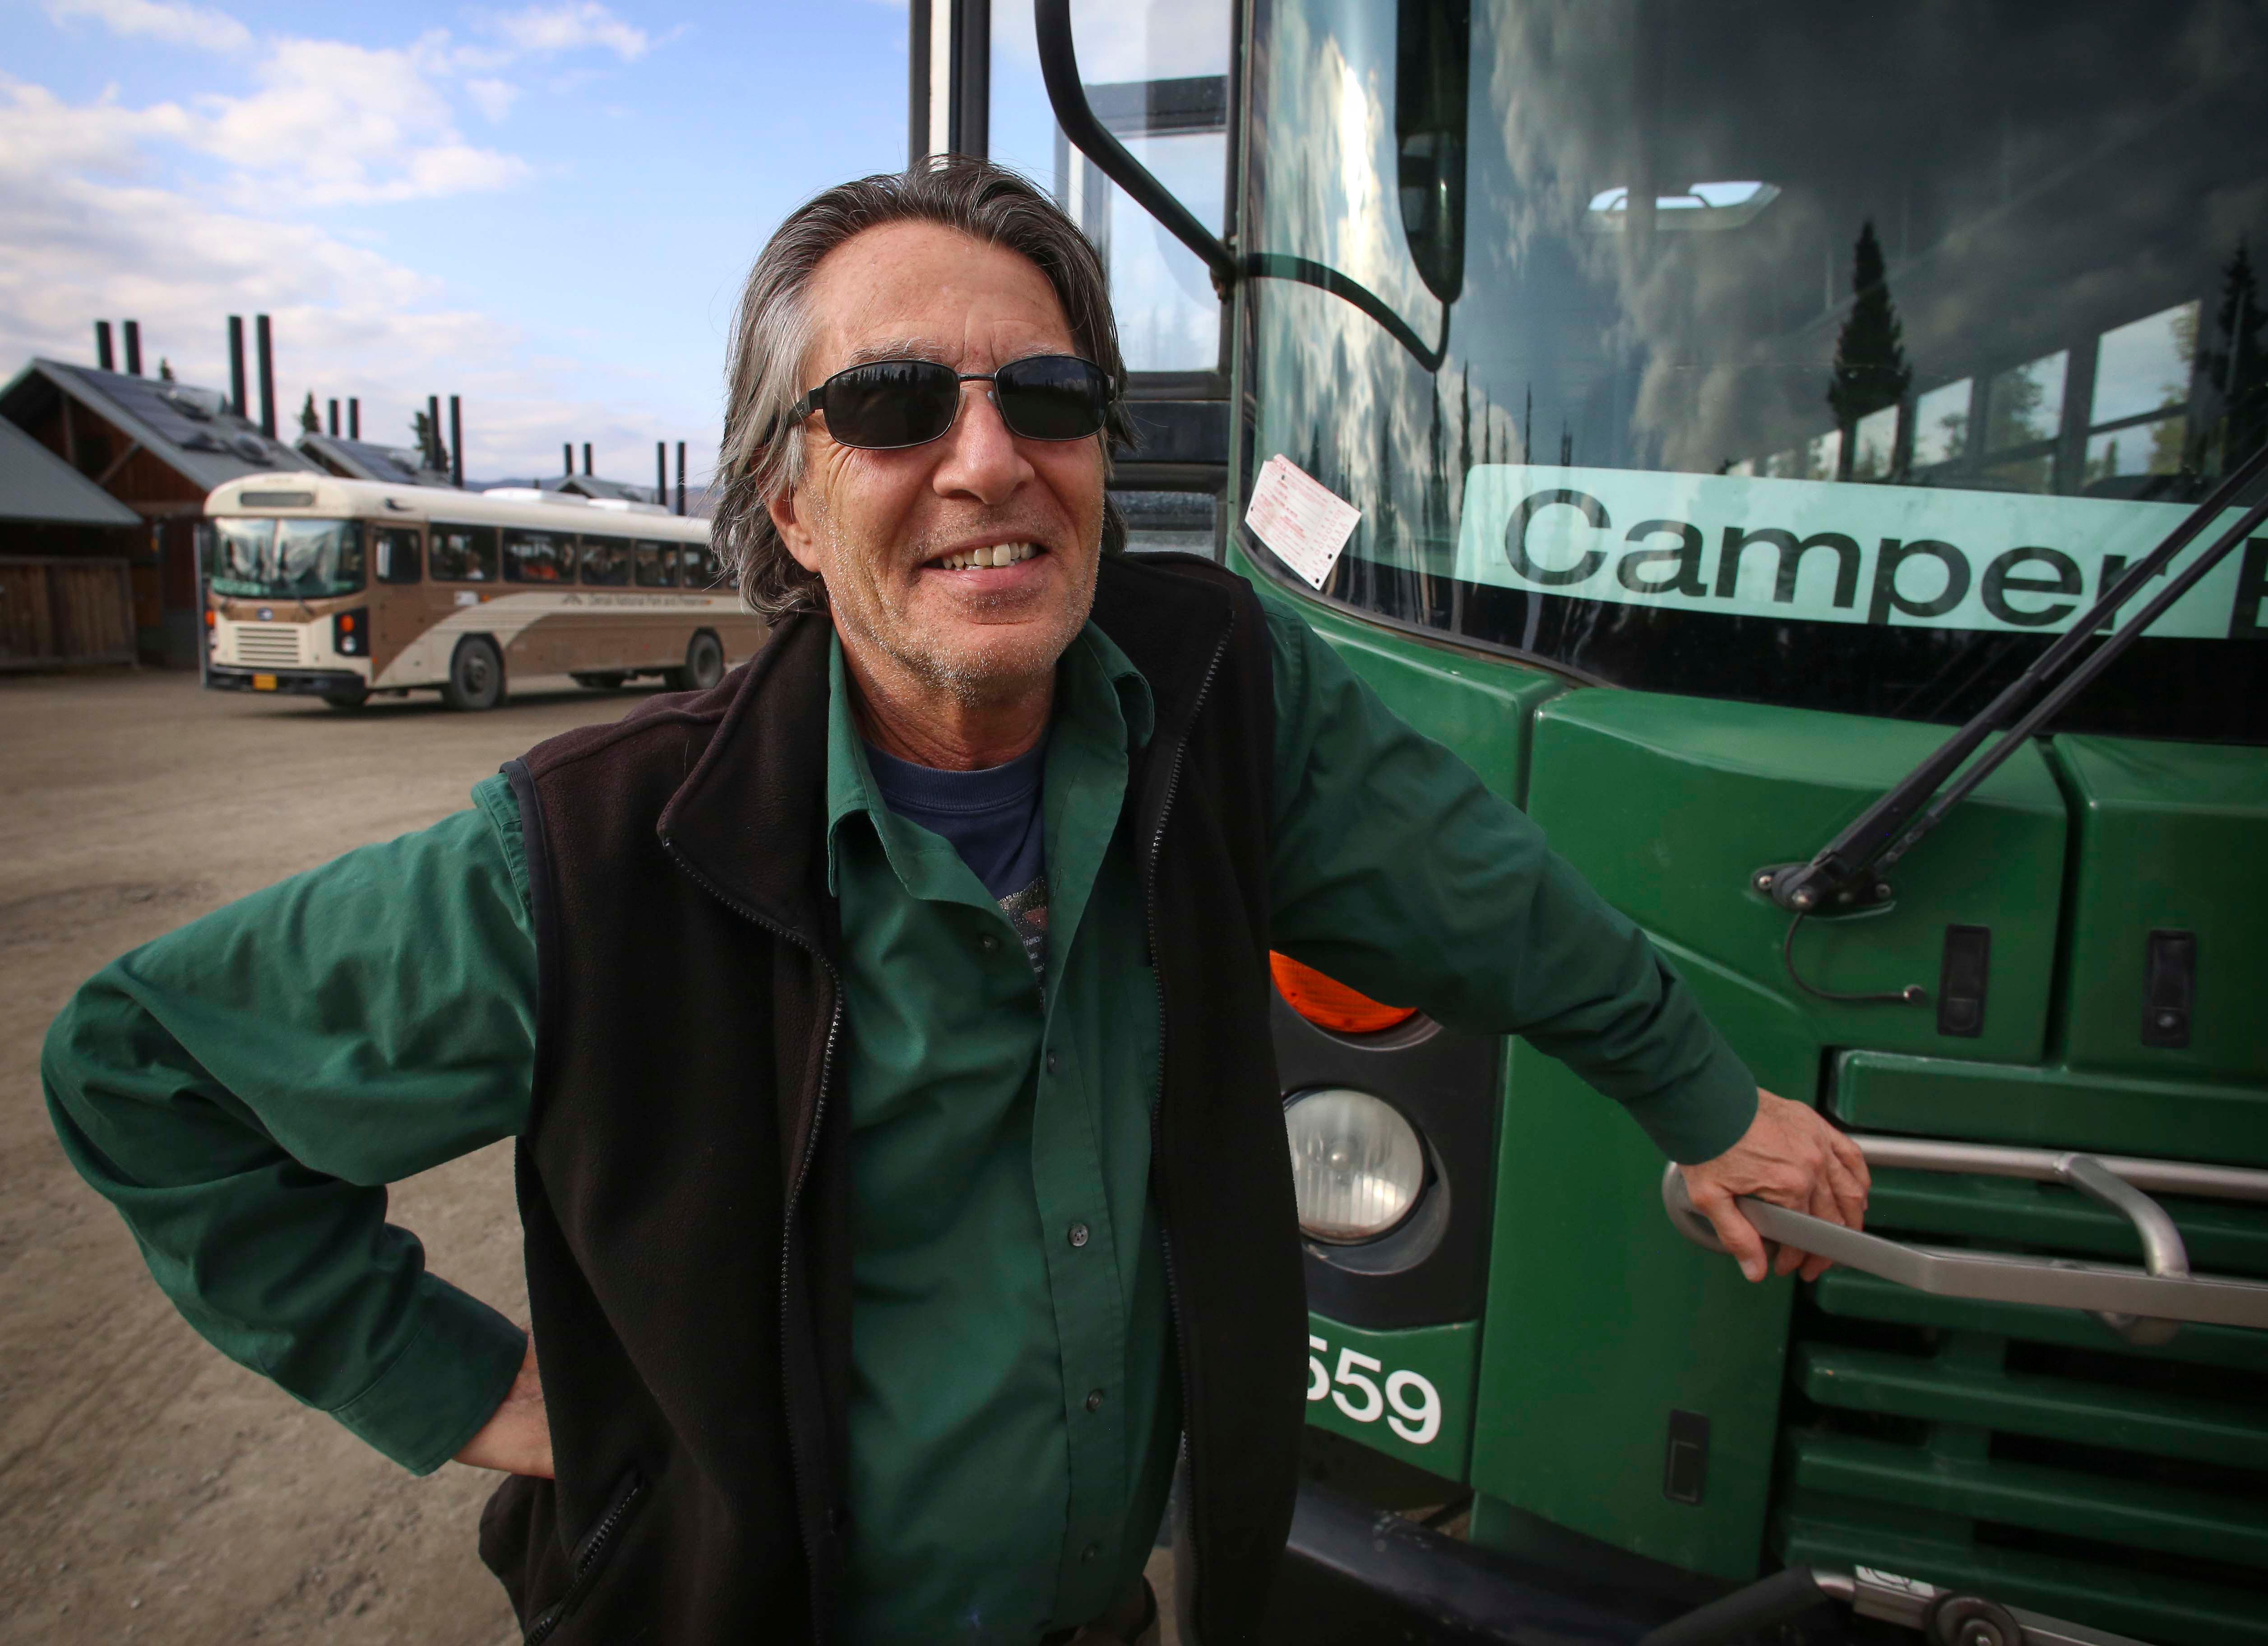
[0,667,646,1645]
[0,665,1182,1646]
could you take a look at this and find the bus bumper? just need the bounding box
[205,665,368,698]
[1262,1483,1702,1645]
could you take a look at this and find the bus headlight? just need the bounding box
[333,608,366,656]
[1284,1088,1426,1243]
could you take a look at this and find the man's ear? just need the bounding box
[768,486,824,577]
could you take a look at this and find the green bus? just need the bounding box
[955,0,2268,1638]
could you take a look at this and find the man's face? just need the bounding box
[770,220,1107,706]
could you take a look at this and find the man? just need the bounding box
[45,160,1867,1645]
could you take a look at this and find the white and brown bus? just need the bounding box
[199,474,765,710]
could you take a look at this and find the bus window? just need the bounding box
[680,542,725,590]
[581,535,633,586]
[373,527,421,584]
[634,540,679,587]
[429,524,498,583]
[504,528,575,583]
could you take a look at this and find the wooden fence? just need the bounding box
[0,557,137,671]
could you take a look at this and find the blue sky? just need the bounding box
[1,1,912,485]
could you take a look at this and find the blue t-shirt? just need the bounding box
[864,739,1050,974]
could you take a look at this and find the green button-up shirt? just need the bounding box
[44,598,1759,1644]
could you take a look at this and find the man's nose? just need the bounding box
[930,379,1036,505]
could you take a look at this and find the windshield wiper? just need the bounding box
[1759,437,2268,1004]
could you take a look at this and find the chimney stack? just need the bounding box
[449,395,463,488]
[656,440,666,504]
[95,321,115,372]
[328,398,339,436]
[676,441,687,516]
[255,314,277,437]
[426,395,442,469]
[348,398,360,440]
[227,317,247,416]
[582,442,593,476]
[123,320,143,376]
[562,442,573,478]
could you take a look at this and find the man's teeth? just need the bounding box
[936,542,1038,571]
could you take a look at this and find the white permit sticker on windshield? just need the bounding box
[1450,464,2265,639]
[1246,454,1362,590]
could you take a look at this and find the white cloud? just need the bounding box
[477,3,650,63]
[464,77,519,123]
[44,0,252,54]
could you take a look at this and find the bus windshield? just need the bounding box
[208,518,365,600]
[1240,0,2268,743]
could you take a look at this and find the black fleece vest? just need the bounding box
[477,554,1300,1646]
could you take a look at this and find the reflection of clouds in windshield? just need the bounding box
[1256,0,1439,342]
[1465,0,2263,475]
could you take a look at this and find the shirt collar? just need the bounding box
[823,619,1156,894]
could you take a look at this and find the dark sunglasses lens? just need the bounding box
[994,356,1110,440]
[822,360,960,448]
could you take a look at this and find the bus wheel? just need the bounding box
[321,685,369,712]
[442,637,505,712]
[671,630,724,692]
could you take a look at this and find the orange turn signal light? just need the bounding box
[1269,952,1418,1036]
[204,609,216,628]
[339,613,356,632]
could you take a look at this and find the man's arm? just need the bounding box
[1259,600,1865,1276]
[42,776,539,1472]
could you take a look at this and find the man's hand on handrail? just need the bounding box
[1677,1093,1870,1283]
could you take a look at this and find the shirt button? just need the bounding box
[1068,1222,1090,1248]
[980,934,1000,952]
[1085,1388,1104,1412]
[1045,1051,1061,1074]
[1080,1542,1099,1563]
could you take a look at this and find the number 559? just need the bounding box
[1307,1335,1441,1445]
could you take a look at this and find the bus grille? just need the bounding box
[233,625,304,667]
[1772,1171,2268,1643]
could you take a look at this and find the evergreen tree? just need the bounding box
[2201,237,2268,462]
[1828,220,1912,437]
[299,391,320,435]
[411,409,439,468]
[157,359,175,382]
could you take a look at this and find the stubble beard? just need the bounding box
[818,504,1099,710]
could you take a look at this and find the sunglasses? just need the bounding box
[788,354,1116,451]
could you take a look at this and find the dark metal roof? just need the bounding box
[558,473,665,505]
[0,415,144,527]
[298,431,454,488]
[0,359,317,494]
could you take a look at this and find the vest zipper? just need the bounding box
[523,1470,648,1644]
[1140,620,1235,1623]
[659,839,843,1646]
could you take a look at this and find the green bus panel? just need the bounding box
[2052,735,2268,1084]
[1835,1050,2268,1167]
[1245,570,1568,805]
[1520,691,2071,1066]
[1302,1314,1481,1482]
[1467,689,2072,1580]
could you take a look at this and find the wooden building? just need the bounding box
[0,360,318,667]
[0,416,143,670]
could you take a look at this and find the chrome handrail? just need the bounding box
[1660,1135,2268,1337]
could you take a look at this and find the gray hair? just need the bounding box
[714,157,1134,618]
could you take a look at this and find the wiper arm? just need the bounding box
[1035,0,1453,373]
[1759,437,2268,940]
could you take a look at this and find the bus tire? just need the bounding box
[442,636,506,712]
[321,685,369,712]
[671,629,724,692]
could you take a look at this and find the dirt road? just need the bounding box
[0,668,645,1644]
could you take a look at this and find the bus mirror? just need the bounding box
[1397,0,1471,305]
